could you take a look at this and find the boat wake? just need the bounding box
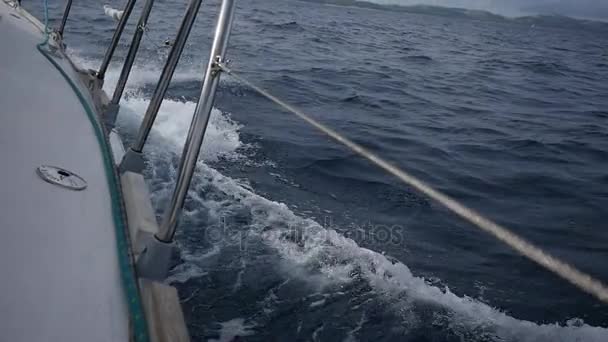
[73,54,608,341]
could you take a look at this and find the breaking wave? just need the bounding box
[71,53,608,342]
[163,163,608,342]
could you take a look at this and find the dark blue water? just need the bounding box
[26,0,608,340]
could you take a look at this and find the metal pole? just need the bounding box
[109,0,155,106]
[57,0,73,37]
[157,0,236,242]
[97,0,138,81]
[131,0,204,154]
[120,0,204,173]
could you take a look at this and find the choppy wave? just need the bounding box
[117,97,244,163]
[164,163,608,341]
[86,55,608,340]
[208,318,256,342]
[64,0,608,331]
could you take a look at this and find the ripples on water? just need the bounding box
[25,0,608,340]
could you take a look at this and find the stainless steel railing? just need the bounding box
[97,0,138,81]
[157,0,236,243]
[108,0,155,107]
[57,0,72,37]
[54,0,239,279]
[103,0,156,128]
[56,0,137,82]
[50,0,608,304]
[53,0,139,127]
[136,0,236,279]
[120,0,205,174]
[107,0,236,247]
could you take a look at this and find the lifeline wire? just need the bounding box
[218,63,608,304]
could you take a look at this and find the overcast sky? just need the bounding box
[370,0,608,19]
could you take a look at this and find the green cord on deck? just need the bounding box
[37,0,150,340]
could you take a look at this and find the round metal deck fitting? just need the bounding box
[36,165,87,191]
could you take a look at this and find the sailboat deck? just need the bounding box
[0,2,130,341]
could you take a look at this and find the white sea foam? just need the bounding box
[68,52,244,162]
[208,318,256,342]
[70,55,608,341]
[343,313,367,342]
[231,258,246,293]
[166,244,221,284]
[186,165,608,341]
[117,97,243,163]
[309,299,326,308]
[126,94,608,342]
[67,51,205,99]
